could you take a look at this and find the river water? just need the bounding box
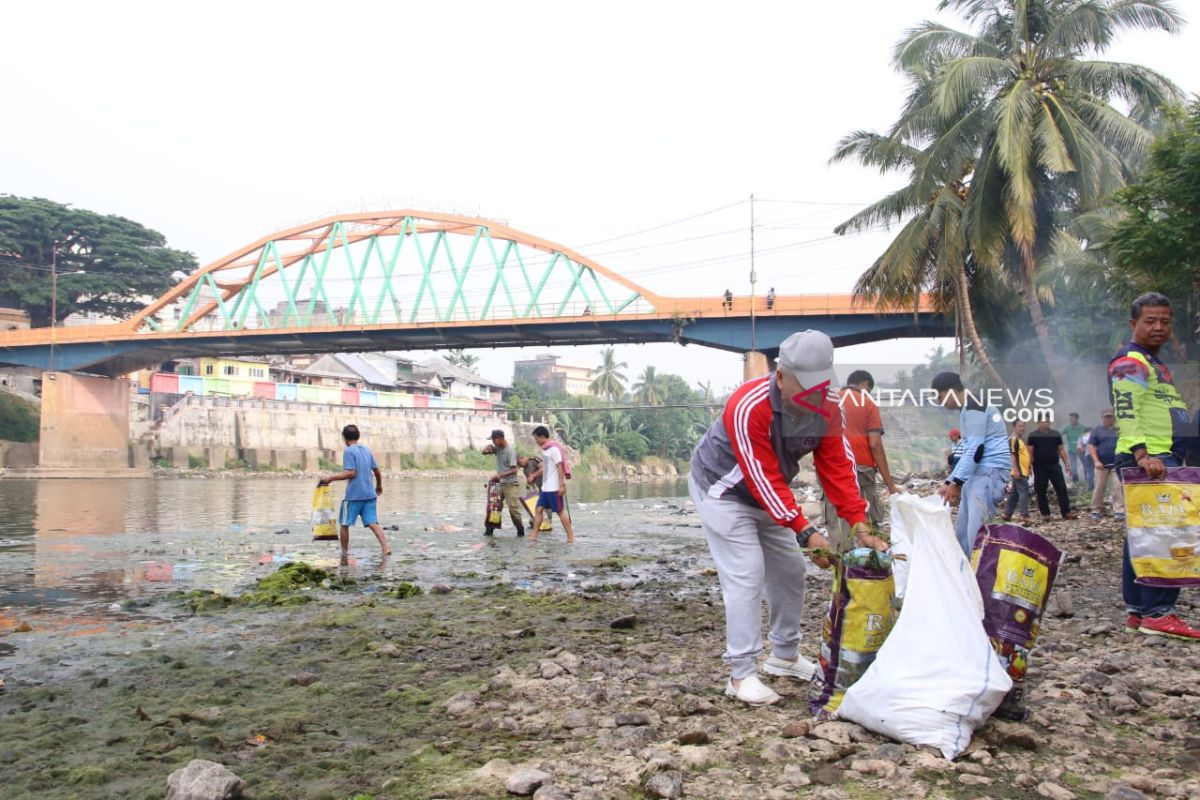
[0,475,699,640]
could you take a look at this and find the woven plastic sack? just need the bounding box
[311,484,338,541]
[521,491,553,531]
[809,550,896,717]
[837,493,1011,760]
[971,523,1062,721]
[1121,466,1200,587]
[485,482,503,527]
[887,494,915,600]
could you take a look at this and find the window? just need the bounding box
[250,368,265,378]
[205,365,213,375]
[223,365,237,376]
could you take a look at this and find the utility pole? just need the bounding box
[749,193,756,354]
[49,242,58,372]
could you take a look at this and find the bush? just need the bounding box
[605,430,650,462]
[0,392,39,442]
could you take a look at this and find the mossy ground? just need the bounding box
[0,580,657,800]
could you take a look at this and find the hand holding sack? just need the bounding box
[311,483,338,541]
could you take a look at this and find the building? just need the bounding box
[416,358,509,404]
[196,356,270,379]
[0,307,30,331]
[513,353,593,396]
[293,353,441,396]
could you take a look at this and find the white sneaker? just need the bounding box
[762,653,817,681]
[724,675,780,706]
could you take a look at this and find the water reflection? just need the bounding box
[0,476,692,623]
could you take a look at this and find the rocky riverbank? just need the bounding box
[1,505,1198,799]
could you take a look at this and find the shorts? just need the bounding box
[536,491,564,513]
[339,498,379,526]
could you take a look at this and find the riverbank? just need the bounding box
[2,506,1197,800]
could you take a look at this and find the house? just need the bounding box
[513,353,593,396]
[293,353,441,396]
[415,358,509,404]
[0,307,30,331]
[196,356,270,380]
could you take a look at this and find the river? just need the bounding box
[0,475,698,641]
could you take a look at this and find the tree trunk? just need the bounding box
[1020,248,1061,391]
[955,263,1007,389]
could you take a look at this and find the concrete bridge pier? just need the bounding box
[12,372,151,477]
[743,351,772,381]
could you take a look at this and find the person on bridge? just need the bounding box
[319,424,391,558]
[481,429,525,538]
[690,330,887,706]
[723,289,733,310]
[766,287,776,310]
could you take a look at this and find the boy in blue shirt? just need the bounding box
[320,424,391,557]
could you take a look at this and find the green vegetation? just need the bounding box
[170,562,355,611]
[836,0,1193,387]
[0,390,39,441]
[0,196,197,327]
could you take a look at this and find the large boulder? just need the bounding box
[166,760,245,800]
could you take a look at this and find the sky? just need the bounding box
[3,0,1197,395]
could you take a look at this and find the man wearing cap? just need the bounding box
[482,429,525,537]
[931,372,1011,555]
[690,330,887,706]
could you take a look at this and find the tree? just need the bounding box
[1109,100,1200,345]
[0,196,197,327]
[862,0,1182,376]
[632,366,666,405]
[445,348,480,371]
[589,346,627,401]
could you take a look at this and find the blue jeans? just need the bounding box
[1082,455,1095,491]
[1068,450,1085,484]
[955,466,1009,556]
[1116,453,1182,617]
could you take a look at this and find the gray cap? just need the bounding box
[777,330,837,391]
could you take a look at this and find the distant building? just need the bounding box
[513,354,593,396]
[196,356,270,379]
[0,307,30,331]
[294,353,441,396]
[416,358,509,404]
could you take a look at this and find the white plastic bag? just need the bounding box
[837,493,1011,760]
[887,494,915,599]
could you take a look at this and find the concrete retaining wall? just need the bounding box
[156,396,537,465]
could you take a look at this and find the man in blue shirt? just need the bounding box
[320,424,391,557]
[932,372,1012,555]
[1088,410,1123,521]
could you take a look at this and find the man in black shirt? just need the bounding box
[1027,419,1077,521]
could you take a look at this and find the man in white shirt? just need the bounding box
[531,425,575,542]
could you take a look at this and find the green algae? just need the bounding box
[169,562,358,612]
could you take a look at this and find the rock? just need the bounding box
[555,651,582,673]
[14,622,32,633]
[1047,592,1076,618]
[810,721,855,746]
[506,767,550,796]
[533,787,570,800]
[871,743,906,763]
[377,643,401,658]
[445,693,477,717]
[678,745,716,769]
[1105,788,1149,800]
[850,759,897,778]
[1107,694,1140,714]
[287,672,319,686]
[430,583,453,594]
[1016,774,1039,789]
[778,764,811,788]
[1080,670,1113,688]
[984,720,1041,750]
[562,710,591,729]
[187,707,224,725]
[610,614,638,630]
[644,770,684,799]
[166,759,246,800]
[539,661,566,679]
[676,729,710,745]
[503,629,536,639]
[473,759,514,783]
[1037,782,1076,800]
[810,766,845,786]
[1095,660,1122,675]
[781,721,810,739]
[616,711,652,727]
[760,739,794,763]
[677,695,717,716]
[959,774,994,786]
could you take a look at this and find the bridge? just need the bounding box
[0,211,950,377]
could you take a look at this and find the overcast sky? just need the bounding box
[4,1,1196,393]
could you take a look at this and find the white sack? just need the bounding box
[887,493,915,599]
[837,493,1011,760]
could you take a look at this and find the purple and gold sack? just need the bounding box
[971,524,1063,720]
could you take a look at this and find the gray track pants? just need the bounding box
[689,474,806,679]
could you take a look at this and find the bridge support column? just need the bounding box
[743,351,772,381]
[28,372,151,477]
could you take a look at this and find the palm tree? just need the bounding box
[890,0,1182,373]
[632,366,666,406]
[832,121,1008,388]
[589,346,627,401]
[445,349,479,372]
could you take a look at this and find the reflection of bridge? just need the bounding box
[0,210,950,376]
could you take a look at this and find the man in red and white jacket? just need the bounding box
[689,330,887,706]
